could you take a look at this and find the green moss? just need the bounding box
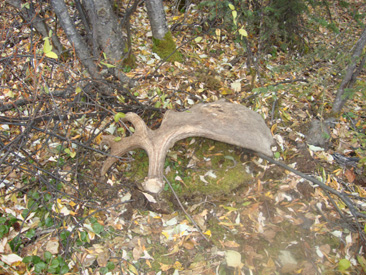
[152,31,183,62]
[150,243,173,271]
[121,138,252,198]
[122,44,136,69]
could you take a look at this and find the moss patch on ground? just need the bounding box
[121,138,253,197]
[152,31,183,62]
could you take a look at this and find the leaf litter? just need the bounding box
[0,0,366,274]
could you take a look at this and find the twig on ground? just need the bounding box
[163,175,211,243]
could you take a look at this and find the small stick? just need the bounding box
[163,175,211,243]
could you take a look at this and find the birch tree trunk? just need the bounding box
[332,26,366,114]
[145,0,182,61]
[145,0,169,40]
[50,0,101,80]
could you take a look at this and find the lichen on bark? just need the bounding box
[152,31,182,62]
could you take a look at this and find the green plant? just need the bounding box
[23,252,69,274]
[0,214,19,239]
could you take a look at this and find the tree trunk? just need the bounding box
[50,0,101,80]
[145,0,169,40]
[50,0,133,86]
[332,26,366,114]
[145,0,182,62]
[82,0,132,84]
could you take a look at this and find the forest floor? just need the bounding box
[1,1,366,274]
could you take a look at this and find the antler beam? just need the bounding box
[101,100,274,193]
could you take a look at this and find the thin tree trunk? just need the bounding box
[145,0,169,40]
[50,0,101,80]
[332,26,366,114]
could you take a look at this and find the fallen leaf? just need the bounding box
[344,169,355,183]
[225,250,242,268]
[46,238,59,254]
[0,254,23,265]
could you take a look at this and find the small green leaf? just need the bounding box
[100,267,109,274]
[338,259,351,271]
[60,264,69,275]
[50,258,60,269]
[232,10,237,20]
[129,126,135,133]
[21,209,30,219]
[114,137,122,142]
[92,222,104,234]
[44,251,52,261]
[22,256,33,263]
[274,152,281,159]
[35,262,47,273]
[357,256,366,272]
[195,36,203,43]
[21,3,30,9]
[228,3,235,10]
[75,86,82,94]
[114,112,126,122]
[45,217,54,227]
[222,205,238,211]
[64,148,76,158]
[100,61,116,68]
[25,228,35,239]
[107,261,116,270]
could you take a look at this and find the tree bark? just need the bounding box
[82,0,131,84]
[145,0,169,40]
[50,0,101,80]
[332,26,366,114]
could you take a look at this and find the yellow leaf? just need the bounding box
[228,3,235,10]
[221,205,238,211]
[232,10,237,20]
[75,86,82,94]
[204,230,211,236]
[215,29,221,42]
[128,263,138,274]
[43,37,52,53]
[195,36,203,43]
[100,61,116,68]
[239,28,248,37]
[45,51,58,59]
[95,133,102,145]
[162,231,170,239]
[173,261,183,270]
[160,262,173,271]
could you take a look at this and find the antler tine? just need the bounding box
[100,112,151,176]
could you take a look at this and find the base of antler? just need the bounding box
[141,178,165,194]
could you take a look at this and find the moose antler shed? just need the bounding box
[101,100,274,193]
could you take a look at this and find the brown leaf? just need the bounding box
[344,169,356,183]
[97,249,110,267]
[46,238,59,255]
[223,240,240,248]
